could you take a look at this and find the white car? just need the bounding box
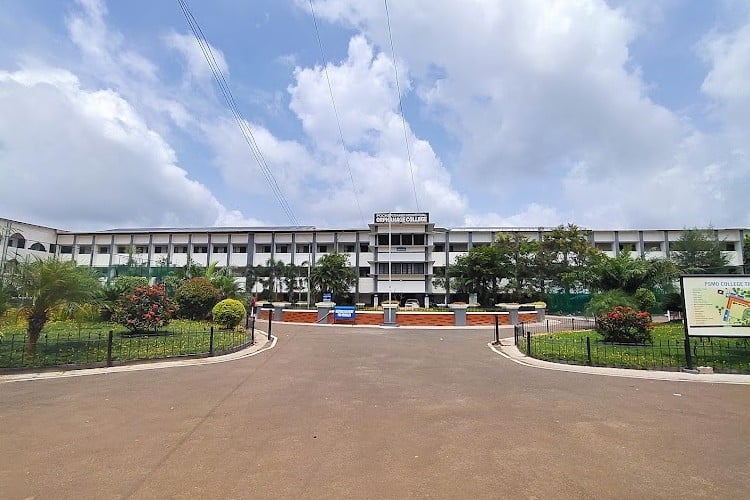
[404,299,420,309]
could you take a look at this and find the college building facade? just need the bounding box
[1,213,746,306]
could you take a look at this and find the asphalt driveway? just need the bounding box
[1,324,749,499]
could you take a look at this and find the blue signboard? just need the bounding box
[323,292,332,302]
[333,306,356,321]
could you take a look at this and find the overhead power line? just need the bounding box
[308,0,366,227]
[383,0,420,213]
[177,0,299,225]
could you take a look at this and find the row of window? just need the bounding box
[258,243,369,254]
[61,244,250,255]
[376,234,427,246]
[376,263,426,275]
[593,242,737,252]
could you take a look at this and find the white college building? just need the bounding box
[1,213,746,306]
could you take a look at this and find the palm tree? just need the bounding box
[14,258,101,355]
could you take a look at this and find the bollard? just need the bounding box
[526,331,531,356]
[106,330,114,367]
[267,312,272,341]
[209,326,215,356]
[494,315,499,344]
[250,316,255,344]
[586,336,592,365]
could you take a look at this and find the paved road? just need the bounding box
[1,325,749,499]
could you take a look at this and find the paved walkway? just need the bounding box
[1,324,749,499]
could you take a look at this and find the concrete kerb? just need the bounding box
[0,330,276,384]
[488,340,750,385]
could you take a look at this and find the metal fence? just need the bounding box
[0,323,256,371]
[514,321,750,374]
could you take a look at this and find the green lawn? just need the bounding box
[0,318,254,370]
[518,322,750,373]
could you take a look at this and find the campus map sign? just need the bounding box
[681,275,750,337]
[374,212,429,224]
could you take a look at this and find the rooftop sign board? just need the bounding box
[374,213,429,224]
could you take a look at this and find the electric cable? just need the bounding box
[177,0,299,225]
[383,0,420,213]
[308,0,366,227]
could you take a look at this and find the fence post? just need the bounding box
[494,315,499,344]
[526,330,531,356]
[546,320,549,333]
[250,315,255,344]
[106,330,113,367]
[684,329,693,370]
[267,311,272,341]
[209,326,215,356]
[586,336,592,365]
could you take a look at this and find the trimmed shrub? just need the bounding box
[175,277,221,320]
[212,298,247,329]
[114,276,149,295]
[585,290,638,318]
[661,292,684,313]
[596,306,653,344]
[634,287,657,312]
[114,284,175,333]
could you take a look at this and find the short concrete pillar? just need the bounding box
[272,302,289,321]
[383,304,397,325]
[535,306,546,322]
[497,303,521,325]
[316,302,335,322]
[449,303,468,326]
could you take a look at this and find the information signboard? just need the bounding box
[681,275,750,337]
[322,292,332,302]
[333,306,356,321]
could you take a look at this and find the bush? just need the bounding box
[175,277,220,320]
[585,290,638,317]
[114,284,176,333]
[596,306,653,344]
[661,292,684,312]
[634,288,657,312]
[113,276,149,295]
[212,299,247,329]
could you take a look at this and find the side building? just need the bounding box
[1,214,746,306]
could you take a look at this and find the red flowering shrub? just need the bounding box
[114,284,176,333]
[596,306,653,344]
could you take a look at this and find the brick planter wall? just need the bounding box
[261,309,541,326]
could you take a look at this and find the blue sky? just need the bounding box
[0,0,749,231]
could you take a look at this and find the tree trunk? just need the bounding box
[26,312,47,356]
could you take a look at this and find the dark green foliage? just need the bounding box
[596,306,653,343]
[661,292,684,312]
[585,290,638,318]
[113,276,149,295]
[12,258,101,355]
[211,298,246,329]
[671,228,731,274]
[634,287,657,312]
[309,253,357,302]
[114,284,175,333]
[175,277,221,320]
[589,251,677,294]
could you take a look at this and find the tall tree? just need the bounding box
[437,244,509,306]
[494,233,538,301]
[537,224,599,293]
[588,251,678,294]
[671,228,730,274]
[309,253,356,302]
[14,258,101,355]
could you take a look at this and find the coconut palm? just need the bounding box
[14,258,101,355]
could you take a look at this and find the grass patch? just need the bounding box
[0,319,253,370]
[518,322,750,373]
